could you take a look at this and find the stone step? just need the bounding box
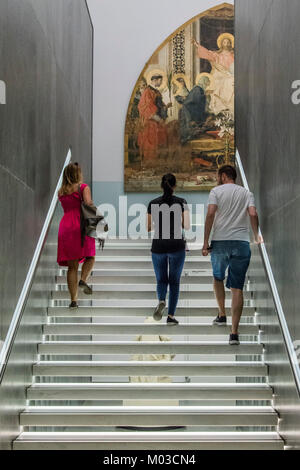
[56,275,216,284]
[55,282,251,292]
[43,323,259,336]
[32,361,267,377]
[38,341,263,355]
[95,248,203,257]
[51,290,252,300]
[19,406,278,427]
[80,259,213,269]
[50,299,255,308]
[59,267,214,277]
[13,431,284,450]
[47,306,256,317]
[26,382,273,401]
[94,256,207,262]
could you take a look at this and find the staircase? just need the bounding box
[14,239,284,450]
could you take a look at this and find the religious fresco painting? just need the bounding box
[124,2,235,192]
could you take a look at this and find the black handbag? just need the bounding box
[78,185,108,250]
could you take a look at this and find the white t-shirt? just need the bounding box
[208,183,255,242]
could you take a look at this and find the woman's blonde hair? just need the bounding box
[58,162,82,196]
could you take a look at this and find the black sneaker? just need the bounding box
[229,334,240,345]
[69,301,79,309]
[212,315,227,326]
[78,280,93,295]
[167,316,179,325]
[153,301,166,321]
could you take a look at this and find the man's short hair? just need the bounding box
[218,165,237,182]
[151,74,163,80]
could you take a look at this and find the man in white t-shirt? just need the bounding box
[202,165,263,345]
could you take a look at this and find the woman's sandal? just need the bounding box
[78,280,93,295]
[69,301,79,309]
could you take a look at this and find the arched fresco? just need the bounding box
[124,2,235,192]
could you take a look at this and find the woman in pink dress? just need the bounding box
[57,162,96,308]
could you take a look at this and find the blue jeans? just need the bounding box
[151,250,186,316]
[211,240,251,290]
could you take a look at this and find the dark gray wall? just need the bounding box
[0,0,93,342]
[0,213,59,449]
[236,0,300,446]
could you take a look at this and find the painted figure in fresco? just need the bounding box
[131,77,147,119]
[174,76,189,97]
[137,74,172,163]
[172,74,190,121]
[127,78,148,161]
[192,33,234,115]
[175,75,210,144]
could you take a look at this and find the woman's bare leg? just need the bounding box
[80,257,95,283]
[67,260,79,302]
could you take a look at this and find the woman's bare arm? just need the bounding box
[182,210,191,230]
[82,185,94,206]
[147,213,153,232]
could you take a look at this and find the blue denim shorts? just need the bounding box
[210,240,251,290]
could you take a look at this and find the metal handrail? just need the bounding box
[0,148,72,383]
[236,149,300,397]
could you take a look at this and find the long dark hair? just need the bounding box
[161,173,176,201]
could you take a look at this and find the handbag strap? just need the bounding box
[78,183,83,202]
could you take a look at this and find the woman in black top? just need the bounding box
[147,174,190,325]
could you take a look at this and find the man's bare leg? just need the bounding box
[231,288,243,334]
[213,278,226,316]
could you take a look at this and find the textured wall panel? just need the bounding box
[0,0,93,341]
[0,0,93,449]
[236,0,300,446]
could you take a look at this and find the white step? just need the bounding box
[38,341,263,355]
[13,431,284,450]
[50,299,254,308]
[72,281,226,293]
[96,242,153,248]
[92,253,259,262]
[87,260,213,269]
[99,240,257,248]
[94,256,207,262]
[19,406,278,427]
[98,239,153,244]
[15,238,276,452]
[32,361,267,377]
[100,240,202,245]
[54,283,251,292]
[43,323,259,336]
[59,267,214,276]
[27,383,273,401]
[52,241,201,249]
[95,248,203,256]
[47,306,256,317]
[58,268,214,277]
[92,242,202,250]
[51,290,252,301]
[56,275,216,284]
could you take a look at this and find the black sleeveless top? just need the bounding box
[147,195,188,253]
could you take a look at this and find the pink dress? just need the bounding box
[57,183,96,266]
